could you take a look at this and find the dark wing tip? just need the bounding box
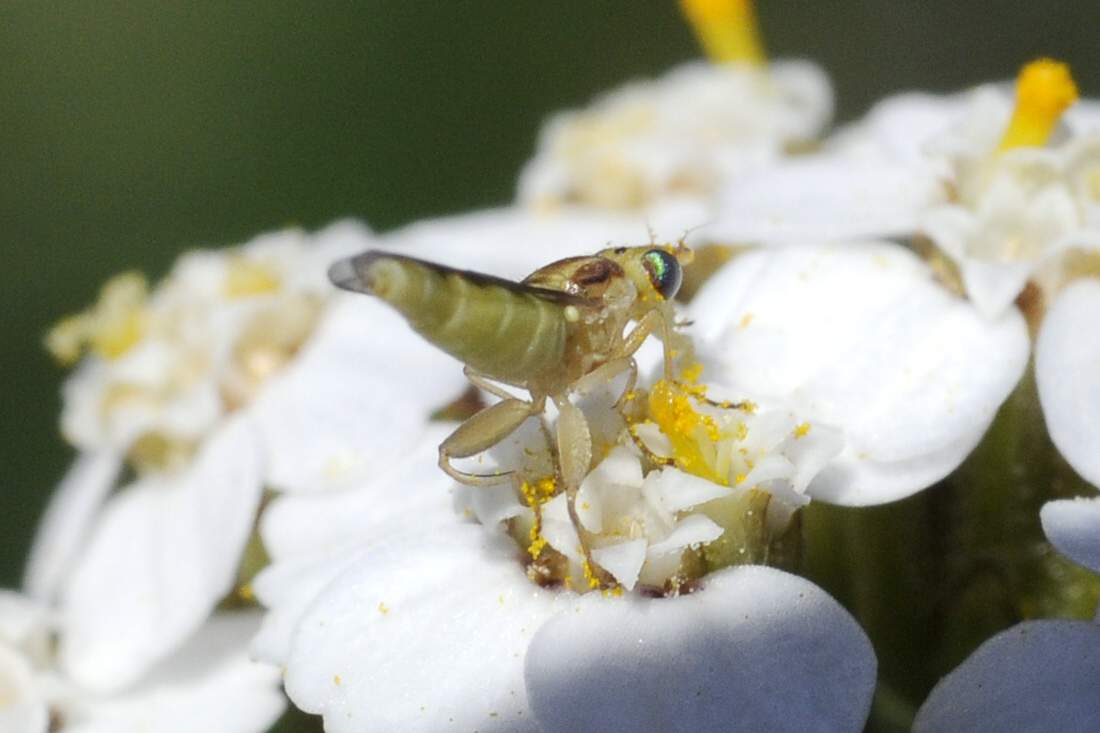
[327,250,391,294]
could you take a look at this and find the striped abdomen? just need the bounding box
[329,252,568,383]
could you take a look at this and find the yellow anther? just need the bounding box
[680,0,766,66]
[47,271,149,364]
[998,58,1078,151]
[224,256,282,298]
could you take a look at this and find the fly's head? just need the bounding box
[598,242,692,316]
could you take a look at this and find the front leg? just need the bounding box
[620,307,677,379]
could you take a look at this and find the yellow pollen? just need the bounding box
[46,271,149,364]
[582,560,601,590]
[237,583,255,602]
[735,421,749,441]
[377,602,390,615]
[794,422,812,439]
[333,674,342,686]
[998,58,1078,151]
[681,362,705,384]
[224,257,282,298]
[647,379,725,484]
[680,0,765,65]
[738,312,755,329]
[735,473,747,484]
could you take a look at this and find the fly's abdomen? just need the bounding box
[330,252,567,383]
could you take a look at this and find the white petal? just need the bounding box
[23,450,121,602]
[644,467,729,514]
[283,524,568,733]
[259,423,458,560]
[541,494,585,563]
[914,620,1100,733]
[786,422,845,493]
[0,644,48,733]
[73,613,284,733]
[690,243,1029,505]
[576,447,645,533]
[1040,498,1100,573]
[0,593,49,650]
[59,417,263,692]
[704,157,943,245]
[250,545,366,667]
[1036,279,1100,487]
[525,565,876,733]
[591,540,648,591]
[646,513,724,558]
[252,296,468,493]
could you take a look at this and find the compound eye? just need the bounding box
[642,249,682,300]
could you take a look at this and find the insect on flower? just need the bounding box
[328,243,697,490]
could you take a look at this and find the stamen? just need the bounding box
[997,58,1078,151]
[647,379,726,484]
[679,0,766,66]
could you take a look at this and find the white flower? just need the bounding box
[0,591,283,733]
[249,208,887,729]
[518,59,832,210]
[913,495,1100,732]
[688,241,1030,505]
[28,222,371,692]
[252,440,877,732]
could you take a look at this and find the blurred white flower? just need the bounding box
[519,0,831,210]
[705,59,1100,318]
[519,60,831,211]
[913,495,1100,732]
[0,591,283,733]
[29,221,370,692]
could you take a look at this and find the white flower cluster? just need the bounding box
[11,3,1100,732]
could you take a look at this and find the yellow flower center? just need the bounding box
[680,0,765,66]
[997,58,1078,151]
[46,271,149,364]
[224,257,282,298]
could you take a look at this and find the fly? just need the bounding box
[328,242,695,490]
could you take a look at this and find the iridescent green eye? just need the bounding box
[642,249,682,300]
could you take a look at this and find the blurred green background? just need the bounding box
[2,0,1098,601]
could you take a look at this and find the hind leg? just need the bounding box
[438,395,545,487]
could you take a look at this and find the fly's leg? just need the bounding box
[620,308,677,378]
[439,395,545,487]
[571,356,638,408]
[552,395,616,588]
[463,366,521,401]
[554,397,592,492]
